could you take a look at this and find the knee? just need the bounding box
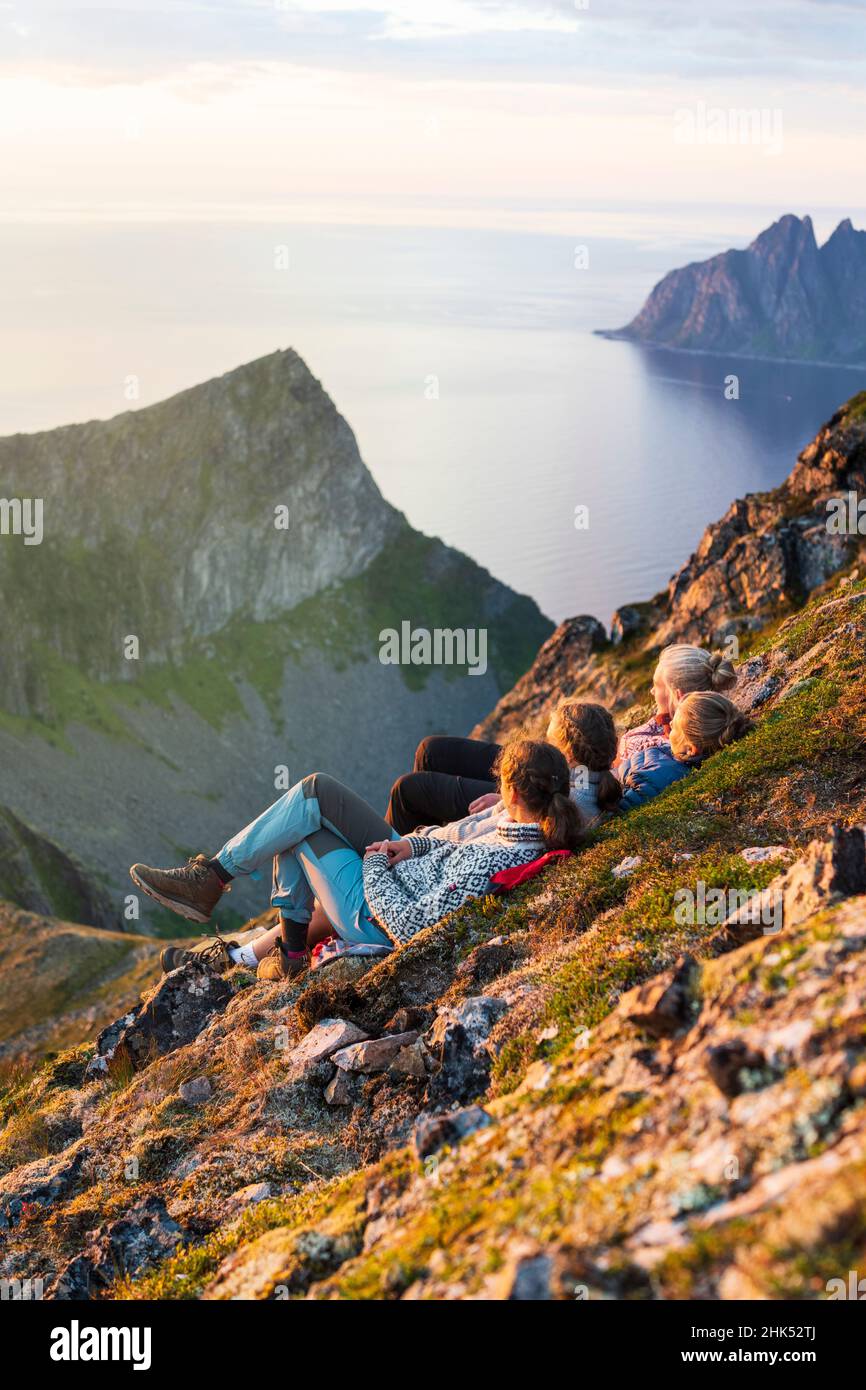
[390,772,418,809]
[414,736,440,772]
[301,772,334,800]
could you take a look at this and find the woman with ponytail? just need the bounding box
[616,643,738,768]
[132,739,585,971]
[363,739,585,944]
[618,692,753,811]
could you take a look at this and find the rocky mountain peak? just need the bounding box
[600,214,866,364]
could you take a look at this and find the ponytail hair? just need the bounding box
[547,700,622,813]
[670,692,754,760]
[656,644,737,697]
[493,738,586,853]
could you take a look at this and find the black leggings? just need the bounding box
[385,735,502,835]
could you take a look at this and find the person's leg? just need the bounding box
[306,900,334,950]
[385,769,496,834]
[414,735,502,780]
[131,773,398,927]
[218,772,398,879]
[293,829,391,947]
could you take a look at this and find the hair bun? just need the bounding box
[718,709,753,745]
[709,652,737,691]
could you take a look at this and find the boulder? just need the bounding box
[705,1041,770,1099]
[414,1105,493,1159]
[424,995,509,1104]
[49,1197,186,1299]
[331,1030,419,1074]
[0,1146,90,1228]
[285,1018,368,1081]
[388,1041,428,1080]
[86,961,232,1076]
[178,1076,212,1106]
[610,605,644,645]
[324,1070,354,1106]
[620,955,700,1039]
[712,825,866,953]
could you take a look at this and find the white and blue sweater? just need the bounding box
[363,818,545,946]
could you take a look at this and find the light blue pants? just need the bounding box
[217,773,397,947]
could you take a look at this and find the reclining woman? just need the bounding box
[386,644,737,832]
[618,691,753,808]
[130,738,585,982]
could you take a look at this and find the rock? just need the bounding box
[612,855,643,879]
[178,1076,212,1106]
[713,826,866,954]
[424,995,509,1104]
[518,1060,554,1093]
[87,961,232,1075]
[203,1224,360,1300]
[331,1030,419,1073]
[0,1146,89,1228]
[383,1005,435,1034]
[285,1018,368,1081]
[740,845,789,864]
[229,1181,273,1210]
[388,1041,428,1080]
[610,605,643,645]
[705,1041,770,1099]
[49,1197,186,1299]
[775,824,866,928]
[494,1250,553,1300]
[324,1070,354,1106]
[414,1105,493,1159]
[620,955,700,1038]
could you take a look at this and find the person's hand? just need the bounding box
[468,791,500,814]
[365,838,412,865]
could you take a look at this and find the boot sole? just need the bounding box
[129,866,212,925]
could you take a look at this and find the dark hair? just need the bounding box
[547,700,622,813]
[493,738,586,853]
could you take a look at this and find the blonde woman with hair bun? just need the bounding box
[616,643,738,768]
[618,692,753,811]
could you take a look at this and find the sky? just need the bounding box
[1,0,865,238]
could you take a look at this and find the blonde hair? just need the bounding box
[670,692,753,761]
[547,701,622,813]
[656,644,737,697]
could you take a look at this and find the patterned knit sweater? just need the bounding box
[363,818,545,946]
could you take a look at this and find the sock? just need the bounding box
[280,917,308,953]
[208,857,233,884]
[230,943,259,968]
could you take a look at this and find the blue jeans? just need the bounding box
[217,773,397,947]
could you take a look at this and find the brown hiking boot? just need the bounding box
[160,936,239,975]
[256,941,308,983]
[129,854,226,925]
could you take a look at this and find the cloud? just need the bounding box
[4,0,864,86]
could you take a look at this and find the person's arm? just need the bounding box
[363,838,475,946]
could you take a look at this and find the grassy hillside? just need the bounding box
[2,566,865,1299]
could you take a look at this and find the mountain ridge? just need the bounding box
[0,350,551,930]
[599,215,866,365]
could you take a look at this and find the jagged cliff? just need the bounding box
[1,396,865,1302]
[0,350,550,929]
[600,215,866,364]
